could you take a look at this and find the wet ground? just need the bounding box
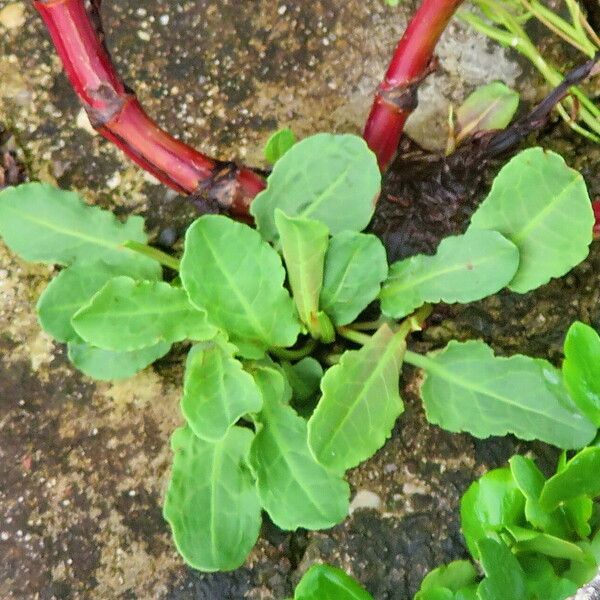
[1,1,599,599]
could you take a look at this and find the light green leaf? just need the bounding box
[0,182,156,269]
[163,426,261,572]
[476,538,527,600]
[37,258,160,344]
[455,82,519,144]
[504,525,588,562]
[180,215,301,357]
[294,564,374,600]
[469,148,593,293]
[181,340,263,442]
[281,357,324,406]
[320,231,388,326]
[520,556,578,600]
[72,277,215,351]
[67,341,170,380]
[540,446,600,511]
[460,468,525,559]
[275,210,330,338]
[562,321,600,426]
[249,366,349,530]
[264,128,296,164]
[408,340,596,449]
[251,133,380,242]
[308,325,406,473]
[379,230,519,319]
[563,495,593,539]
[416,561,478,600]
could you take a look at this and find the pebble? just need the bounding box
[349,489,382,515]
[0,3,25,30]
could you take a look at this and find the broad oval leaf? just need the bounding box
[37,259,161,344]
[264,127,296,164]
[181,340,263,442]
[251,133,380,242]
[320,231,388,326]
[275,210,330,338]
[562,321,600,426]
[249,366,349,530]
[180,215,301,358]
[469,148,593,293]
[163,426,261,572]
[308,325,406,473]
[72,277,215,351]
[67,341,171,381]
[477,538,527,600]
[460,467,525,559]
[379,229,519,319]
[540,446,600,511]
[294,564,374,600]
[0,182,156,269]
[409,340,596,449]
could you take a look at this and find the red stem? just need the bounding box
[364,0,464,170]
[33,0,265,217]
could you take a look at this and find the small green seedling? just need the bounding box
[0,132,597,571]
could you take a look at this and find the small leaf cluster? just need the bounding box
[0,131,596,573]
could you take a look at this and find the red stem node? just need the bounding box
[364,0,464,170]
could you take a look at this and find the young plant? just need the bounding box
[290,564,375,600]
[0,132,597,571]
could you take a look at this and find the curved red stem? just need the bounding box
[364,0,464,170]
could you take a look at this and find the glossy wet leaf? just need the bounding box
[163,426,261,572]
[251,133,380,242]
[72,277,216,351]
[416,561,478,600]
[37,258,160,344]
[294,564,374,600]
[469,148,593,293]
[180,215,301,357]
[540,446,600,511]
[281,357,323,405]
[67,340,170,381]
[380,230,519,319]
[562,321,600,426]
[249,366,349,530]
[0,182,157,270]
[455,82,519,143]
[275,210,330,338]
[477,538,527,600]
[411,340,596,449]
[504,525,588,562]
[264,127,296,164]
[460,467,525,559]
[320,231,388,326]
[308,325,406,473]
[181,340,263,442]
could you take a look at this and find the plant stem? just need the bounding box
[364,0,465,169]
[123,240,181,271]
[34,0,265,217]
[270,339,318,361]
[403,349,433,369]
[336,326,373,346]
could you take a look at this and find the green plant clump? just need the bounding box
[0,131,597,573]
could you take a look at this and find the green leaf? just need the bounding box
[379,230,519,319]
[455,82,519,143]
[72,277,216,351]
[476,538,527,600]
[409,340,596,449]
[460,467,525,560]
[520,556,578,600]
[416,561,478,600]
[416,590,454,600]
[540,446,600,511]
[181,339,263,442]
[294,564,374,600]
[67,341,170,380]
[320,231,388,326]
[251,133,380,242]
[249,366,349,530]
[0,182,156,269]
[469,148,593,293]
[562,321,600,426]
[281,357,324,406]
[504,525,588,562]
[264,128,296,164]
[563,495,593,538]
[163,426,261,572]
[37,258,160,344]
[308,324,406,473]
[180,215,301,357]
[275,210,330,338]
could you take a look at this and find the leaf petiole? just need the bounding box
[123,240,181,271]
[336,326,372,346]
[270,338,318,361]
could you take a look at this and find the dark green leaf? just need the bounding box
[294,564,374,600]
[281,357,323,406]
[520,556,578,600]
